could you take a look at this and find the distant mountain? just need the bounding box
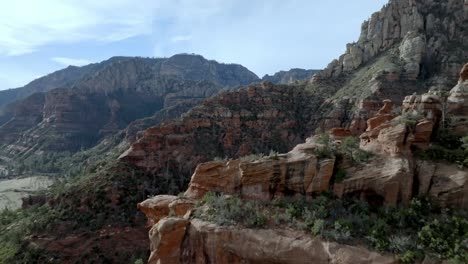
[0,57,131,109]
[262,68,319,84]
[3,0,468,263]
[0,54,259,176]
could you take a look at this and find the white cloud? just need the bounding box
[51,57,92,66]
[0,0,158,56]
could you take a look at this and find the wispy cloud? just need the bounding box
[51,57,92,66]
[0,0,157,56]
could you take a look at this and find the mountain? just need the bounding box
[0,54,259,177]
[1,0,467,263]
[307,0,467,135]
[0,57,131,124]
[262,68,320,84]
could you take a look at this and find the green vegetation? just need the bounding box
[339,136,371,164]
[196,192,267,228]
[394,111,424,131]
[196,192,468,263]
[334,168,347,183]
[0,205,60,263]
[314,133,336,159]
[417,129,468,167]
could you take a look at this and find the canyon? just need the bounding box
[0,0,467,263]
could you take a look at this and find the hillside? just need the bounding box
[262,68,320,84]
[0,0,467,263]
[0,54,259,177]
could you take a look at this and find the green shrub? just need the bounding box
[134,259,144,264]
[398,250,422,264]
[334,168,347,183]
[338,137,370,163]
[314,133,336,159]
[310,219,325,236]
[324,220,351,242]
[418,145,465,165]
[314,146,334,159]
[196,193,467,261]
[396,111,423,129]
[418,216,468,260]
[197,193,267,228]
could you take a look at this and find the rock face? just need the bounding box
[11,1,467,262]
[179,219,397,264]
[0,54,260,176]
[262,68,320,84]
[315,0,466,81]
[184,137,335,200]
[120,83,321,176]
[416,161,468,208]
[137,202,398,264]
[0,59,118,118]
[447,64,468,134]
[309,0,467,136]
[148,217,189,264]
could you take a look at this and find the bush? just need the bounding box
[195,193,468,262]
[334,168,347,183]
[310,219,325,236]
[338,137,370,163]
[418,216,468,260]
[396,111,424,129]
[315,133,336,159]
[314,146,334,159]
[197,193,267,228]
[418,145,466,166]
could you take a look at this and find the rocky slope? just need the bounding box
[2,0,467,263]
[0,54,259,176]
[309,0,467,134]
[137,63,468,263]
[0,57,128,124]
[262,68,319,84]
[11,82,324,262]
[129,0,468,262]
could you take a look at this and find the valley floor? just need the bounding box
[0,176,53,209]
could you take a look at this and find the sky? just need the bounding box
[0,0,388,90]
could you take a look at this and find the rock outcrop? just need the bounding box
[315,0,466,81]
[184,137,335,201]
[179,219,397,264]
[262,68,319,84]
[309,0,467,138]
[120,83,321,175]
[416,160,468,208]
[138,199,398,264]
[447,63,468,134]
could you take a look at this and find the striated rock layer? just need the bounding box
[137,197,397,264]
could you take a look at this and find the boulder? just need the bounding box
[138,195,195,226]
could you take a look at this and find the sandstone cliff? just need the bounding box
[309,0,467,135]
[6,0,468,263]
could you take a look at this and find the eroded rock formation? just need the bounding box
[184,137,335,200]
[315,0,466,81]
[138,196,398,264]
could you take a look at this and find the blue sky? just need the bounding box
[0,0,388,90]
